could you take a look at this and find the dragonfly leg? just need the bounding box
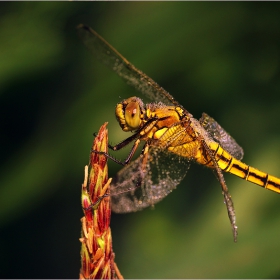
[108,131,140,151]
[124,139,141,164]
[83,193,110,211]
[215,167,238,243]
[140,142,150,172]
[90,150,125,166]
[133,142,150,184]
[201,139,238,242]
[92,116,159,165]
[83,177,112,211]
[108,116,159,151]
[91,139,141,166]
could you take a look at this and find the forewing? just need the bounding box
[110,147,190,213]
[199,113,244,160]
[77,24,178,106]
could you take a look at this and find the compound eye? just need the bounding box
[124,100,141,130]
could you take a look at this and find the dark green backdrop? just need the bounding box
[1,2,280,278]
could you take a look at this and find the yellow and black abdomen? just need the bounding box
[209,142,280,193]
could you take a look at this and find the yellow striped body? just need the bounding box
[166,136,280,194]
[208,142,280,194]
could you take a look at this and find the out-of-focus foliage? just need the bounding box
[1,2,280,278]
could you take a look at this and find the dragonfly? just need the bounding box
[77,24,280,242]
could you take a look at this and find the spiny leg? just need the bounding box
[83,193,110,211]
[215,165,238,242]
[115,142,150,200]
[83,178,112,211]
[107,142,149,203]
[91,138,141,166]
[91,134,151,198]
[91,117,159,165]
[202,139,238,242]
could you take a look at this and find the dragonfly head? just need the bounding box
[115,96,145,132]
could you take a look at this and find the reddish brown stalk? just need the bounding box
[79,123,123,279]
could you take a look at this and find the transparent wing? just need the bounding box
[199,112,244,160]
[77,24,179,106]
[110,147,190,213]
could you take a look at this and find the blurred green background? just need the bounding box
[1,2,280,278]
